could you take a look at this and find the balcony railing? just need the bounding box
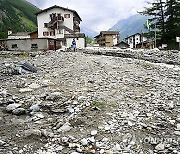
[48,16,64,29]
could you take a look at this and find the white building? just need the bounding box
[125,33,147,48]
[36,5,85,48]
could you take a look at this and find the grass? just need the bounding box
[90,101,118,109]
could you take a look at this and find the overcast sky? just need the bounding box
[27,0,152,32]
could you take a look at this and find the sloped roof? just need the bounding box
[101,31,119,35]
[35,5,82,21]
[125,33,141,39]
[94,31,119,38]
[9,32,30,36]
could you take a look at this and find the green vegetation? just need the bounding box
[140,0,180,49]
[0,0,40,39]
[86,36,95,45]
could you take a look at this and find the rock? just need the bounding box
[176,124,180,130]
[6,103,21,112]
[0,117,5,125]
[34,113,44,119]
[104,125,111,131]
[58,122,72,132]
[88,136,95,143]
[62,137,69,143]
[102,137,109,142]
[90,130,97,136]
[100,149,105,154]
[71,152,80,154]
[113,143,121,151]
[19,88,33,93]
[29,83,40,89]
[81,138,88,146]
[174,131,180,136]
[12,108,26,115]
[55,146,63,151]
[155,143,165,151]
[30,104,40,112]
[24,129,42,137]
[0,140,6,146]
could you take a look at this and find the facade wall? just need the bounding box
[37,8,74,39]
[125,34,147,48]
[66,38,85,48]
[7,39,48,51]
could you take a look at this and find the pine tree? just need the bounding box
[164,0,180,48]
[140,0,166,45]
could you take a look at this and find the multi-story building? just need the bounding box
[36,5,85,48]
[124,33,147,48]
[94,31,119,47]
[5,5,85,51]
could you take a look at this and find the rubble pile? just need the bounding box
[85,47,180,66]
[0,49,179,153]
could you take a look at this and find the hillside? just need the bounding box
[0,0,40,38]
[109,14,149,41]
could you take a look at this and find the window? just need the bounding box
[12,44,17,48]
[50,31,55,36]
[31,44,38,48]
[64,14,70,18]
[43,31,49,36]
[44,23,48,28]
[58,29,63,34]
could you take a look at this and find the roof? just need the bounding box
[9,32,30,36]
[94,31,119,38]
[124,33,142,39]
[115,41,129,46]
[35,5,82,21]
[28,31,38,35]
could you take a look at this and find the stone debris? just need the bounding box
[0,49,180,153]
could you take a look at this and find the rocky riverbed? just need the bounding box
[0,49,180,154]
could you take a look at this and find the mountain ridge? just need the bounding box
[0,0,40,38]
[109,14,149,40]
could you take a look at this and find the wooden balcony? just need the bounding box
[48,16,64,29]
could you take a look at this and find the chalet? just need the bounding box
[36,5,85,48]
[5,5,85,51]
[124,33,147,48]
[94,31,119,47]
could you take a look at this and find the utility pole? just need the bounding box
[154,0,157,48]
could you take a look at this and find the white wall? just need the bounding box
[66,38,85,48]
[37,8,74,39]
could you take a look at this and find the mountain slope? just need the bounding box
[81,27,98,38]
[109,14,149,40]
[0,0,40,38]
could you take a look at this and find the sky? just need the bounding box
[27,0,152,33]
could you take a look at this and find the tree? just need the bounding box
[140,0,166,45]
[164,0,180,48]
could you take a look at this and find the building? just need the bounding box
[124,33,147,48]
[7,38,61,51]
[36,5,85,48]
[5,5,85,51]
[136,40,154,49]
[94,31,119,47]
[115,41,130,49]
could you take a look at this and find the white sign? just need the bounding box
[176,37,180,42]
